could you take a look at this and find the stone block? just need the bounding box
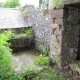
[52,9,63,18]
[63,19,71,25]
[68,8,78,15]
[70,53,77,59]
[68,15,79,25]
[54,42,61,50]
[62,30,79,36]
[73,25,80,30]
[50,47,59,55]
[51,23,59,29]
[55,4,64,9]
[74,48,78,52]
[51,18,55,23]
[54,29,62,36]
[62,36,75,44]
[63,25,72,31]
[61,56,69,66]
[55,19,63,25]
[69,48,75,54]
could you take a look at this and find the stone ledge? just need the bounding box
[63,0,80,5]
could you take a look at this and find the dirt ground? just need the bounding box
[12,50,39,66]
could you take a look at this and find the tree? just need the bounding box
[0,2,4,7]
[4,0,20,8]
[49,0,63,9]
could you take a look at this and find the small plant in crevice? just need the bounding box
[56,38,59,43]
[35,43,42,52]
[52,53,60,63]
[35,42,50,56]
[22,10,29,17]
[68,70,76,76]
[44,44,50,56]
[69,59,79,67]
[64,42,68,48]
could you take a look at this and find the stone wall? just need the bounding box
[50,4,80,67]
[9,35,34,52]
[1,27,35,52]
[22,5,52,52]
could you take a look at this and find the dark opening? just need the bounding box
[76,29,80,60]
[78,19,80,24]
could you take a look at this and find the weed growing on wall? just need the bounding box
[44,45,50,56]
[22,9,29,17]
[35,42,50,56]
[52,53,60,63]
[35,43,42,52]
[69,59,79,67]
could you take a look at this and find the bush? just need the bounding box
[3,0,20,8]
[34,54,49,66]
[25,28,33,35]
[53,0,63,7]
[0,31,13,79]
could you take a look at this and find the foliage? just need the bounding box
[69,59,79,67]
[34,54,49,66]
[42,9,49,16]
[35,43,42,52]
[0,2,4,7]
[0,31,13,79]
[52,0,63,8]
[44,0,49,9]
[10,74,25,80]
[4,0,20,8]
[23,63,41,80]
[39,0,49,9]
[52,53,60,63]
[25,28,33,35]
[44,44,50,56]
[35,43,50,56]
[32,68,64,80]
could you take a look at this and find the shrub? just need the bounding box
[50,0,63,8]
[0,31,13,79]
[34,54,49,66]
[25,28,33,35]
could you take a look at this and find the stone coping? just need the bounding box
[63,0,80,5]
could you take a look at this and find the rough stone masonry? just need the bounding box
[22,5,52,52]
[50,1,80,67]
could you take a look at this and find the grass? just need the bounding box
[32,67,64,80]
